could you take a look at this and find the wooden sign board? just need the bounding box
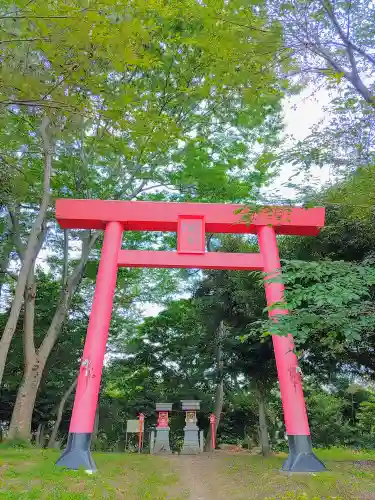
[127,420,144,433]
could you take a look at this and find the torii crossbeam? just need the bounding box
[55,199,326,473]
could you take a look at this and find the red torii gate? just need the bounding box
[55,199,326,472]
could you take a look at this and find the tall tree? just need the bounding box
[1,0,284,380]
[1,1,286,439]
[266,0,375,208]
[271,0,375,104]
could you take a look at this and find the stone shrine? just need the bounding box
[180,400,201,454]
[153,403,173,454]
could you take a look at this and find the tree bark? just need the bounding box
[7,262,39,440]
[204,321,225,452]
[0,248,11,301]
[48,376,78,448]
[93,407,99,442]
[8,357,44,439]
[0,212,14,300]
[35,423,45,447]
[0,116,52,386]
[8,205,25,261]
[204,378,224,452]
[255,382,270,456]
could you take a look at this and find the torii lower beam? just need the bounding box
[117,250,264,270]
[55,199,326,473]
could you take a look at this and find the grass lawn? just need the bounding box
[217,448,375,500]
[0,447,375,499]
[0,448,180,499]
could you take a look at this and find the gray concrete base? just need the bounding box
[153,428,171,454]
[181,425,200,454]
[282,435,327,472]
[150,431,155,454]
[56,433,96,472]
[199,430,204,452]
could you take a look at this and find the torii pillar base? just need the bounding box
[56,433,96,472]
[282,435,326,473]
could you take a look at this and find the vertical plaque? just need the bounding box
[177,216,205,254]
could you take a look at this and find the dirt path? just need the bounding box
[167,454,229,500]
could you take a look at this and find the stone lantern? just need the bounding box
[180,400,201,454]
[153,403,172,454]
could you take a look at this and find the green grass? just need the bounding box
[314,446,375,462]
[0,449,180,499]
[0,447,374,499]
[219,448,375,500]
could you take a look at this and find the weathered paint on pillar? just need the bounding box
[257,225,326,472]
[258,225,309,436]
[56,221,123,471]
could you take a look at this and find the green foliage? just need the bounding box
[2,0,375,463]
[307,391,352,448]
[0,0,285,206]
[356,393,375,447]
[266,259,375,345]
[324,164,375,220]
[0,438,32,449]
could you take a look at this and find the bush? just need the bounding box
[307,392,354,448]
[0,438,32,449]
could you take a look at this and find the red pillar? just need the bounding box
[257,225,325,472]
[56,221,123,472]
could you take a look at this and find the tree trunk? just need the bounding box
[0,238,12,300]
[48,376,78,448]
[0,116,52,386]
[8,357,45,440]
[35,423,45,448]
[204,321,225,452]
[0,239,43,385]
[93,407,99,442]
[256,383,270,456]
[204,378,224,451]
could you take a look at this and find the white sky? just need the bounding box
[262,85,333,201]
[284,86,331,142]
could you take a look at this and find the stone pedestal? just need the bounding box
[181,400,201,455]
[282,435,326,472]
[153,403,172,454]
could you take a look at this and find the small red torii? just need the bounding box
[55,199,326,473]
